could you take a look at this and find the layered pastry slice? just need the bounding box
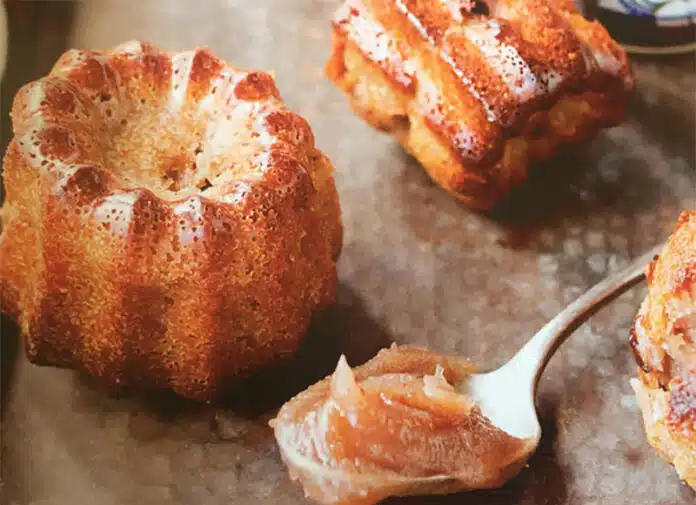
[326,0,634,209]
[630,210,696,489]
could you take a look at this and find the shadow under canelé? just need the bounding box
[216,282,394,416]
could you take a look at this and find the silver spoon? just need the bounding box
[465,242,664,443]
[272,243,665,504]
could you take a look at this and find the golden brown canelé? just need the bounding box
[326,0,634,209]
[630,210,696,489]
[0,41,343,401]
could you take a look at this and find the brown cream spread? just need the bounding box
[271,345,536,505]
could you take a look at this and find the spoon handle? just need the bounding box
[510,243,665,392]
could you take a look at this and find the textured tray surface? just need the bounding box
[1,1,695,504]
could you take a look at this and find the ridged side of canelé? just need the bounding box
[325,0,633,209]
[629,211,695,489]
[0,41,343,401]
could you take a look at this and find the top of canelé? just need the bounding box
[9,40,317,204]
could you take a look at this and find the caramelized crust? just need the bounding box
[0,41,343,401]
[630,211,696,489]
[326,0,633,209]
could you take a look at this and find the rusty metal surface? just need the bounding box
[1,1,695,504]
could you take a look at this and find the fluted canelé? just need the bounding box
[0,41,343,401]
[630,211,696,489]
[326,0,634,209]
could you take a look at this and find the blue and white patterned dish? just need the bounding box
[596,0,696,54]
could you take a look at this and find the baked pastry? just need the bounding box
[271,345,536,505]
[630,210,695,489]
[326,0,634,209]
[0,41,343,401]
